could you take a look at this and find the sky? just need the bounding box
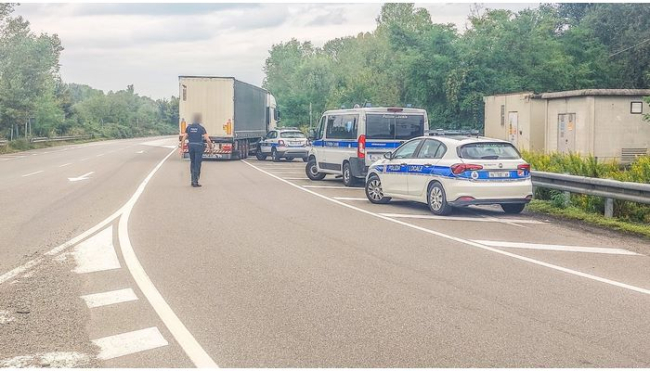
[13,3,536,99]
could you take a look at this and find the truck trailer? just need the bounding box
[178,76,279,159]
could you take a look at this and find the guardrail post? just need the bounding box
[604,198,614,218]
[563,191,571,207]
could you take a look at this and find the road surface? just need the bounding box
[1,136,650,367]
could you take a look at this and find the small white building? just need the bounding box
[484,89,650,162]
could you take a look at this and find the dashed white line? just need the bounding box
[333,197,368,201]
[58,163,72,167]
[92,327,168,360]
[303,185,360,189]
[244,160,650,297]
[471,240,640,256]
[81,288,138,309]
[21,170,43,177]
[380,213,543,224]
[96,153,105,157]
[283,177,310,180]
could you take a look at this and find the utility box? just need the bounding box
[483,92,545,152]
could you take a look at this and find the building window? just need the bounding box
[500,105,505,126]
[182,85,187,101]
[631,101,643,114]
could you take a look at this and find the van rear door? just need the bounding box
[364,113,425,166]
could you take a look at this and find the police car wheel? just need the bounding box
[306,158,326,180]
[302,157,309,163]
[501,203,525,214]
[428,183,452,216]
[272,149,281,162]
[256,151,267,160]
[365,175,390,204]
[342,162,357,187]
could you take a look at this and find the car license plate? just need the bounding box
[289,142,302,147]
[489,171,510,178]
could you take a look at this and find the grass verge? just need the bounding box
[526,199,650,239]
[0,138,105,155]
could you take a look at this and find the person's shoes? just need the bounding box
[191,183,198,187]
[195,183,202,187]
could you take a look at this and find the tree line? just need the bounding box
[263,3,650,130]
[0,4,177,141]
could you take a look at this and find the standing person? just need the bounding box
[180,113,212,187]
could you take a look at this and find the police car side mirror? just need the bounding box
[383,152,393,160]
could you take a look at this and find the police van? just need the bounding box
[305,106,428,186]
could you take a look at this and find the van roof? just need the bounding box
[322,107,427,115]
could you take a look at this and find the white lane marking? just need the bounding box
[71,226,121,274]
[118,149,218,368]
[466,208,528,228]
[31,153,38,156]
[92,327,168,360]
[243,160,650,297]
[0,352,91,368]
[96,153,105,157]
[81,288,138,309]
[21,170,43,177]
[471,240,640,256]
[283,177,310,180]
[0,258,44,285]
[303,185,360,189]
[380,213,544,225]
[136,150,145,154]
[68,171,94,182]
[58,163,72,168]
[0,310,15,324]
[333,197,368,201]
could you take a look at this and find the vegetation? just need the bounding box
[522,151,650,224]
[0,4,177,143]
[263,3,650,130]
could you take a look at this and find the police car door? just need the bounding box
[261,131,276,154]
[382,139,423,195]
[407,139,446,197]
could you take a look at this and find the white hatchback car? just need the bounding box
[364,134,533,215]
[256,127,310,162]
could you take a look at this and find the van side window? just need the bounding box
[315,116,326,140]
[327,115,357,140]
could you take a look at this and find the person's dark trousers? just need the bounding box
[188,143,204,185]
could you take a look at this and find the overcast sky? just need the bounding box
[14,3,536,99]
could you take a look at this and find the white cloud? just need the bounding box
[13,3,534,99]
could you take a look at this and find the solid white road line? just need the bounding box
[243,160,650,297]
[58,163,72,168]
[118,149,218,368]
[92,327,168,360]
[81,288,139,309]
[71,226,121,274]
[471,240,640,256]
[283,177,310,180]
[333,197,368,201]
[380,213,543,224]
[21,170,43,177]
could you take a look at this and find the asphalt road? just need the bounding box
[2,136,650,367]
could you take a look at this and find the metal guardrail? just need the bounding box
[29,136,83,143]
[531,170,650,218]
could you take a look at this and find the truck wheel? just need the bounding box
[501,203,526,214]
[306,158,326,180]
[365,174,391,204]
[285,157,294,162]
[427,182,453,216]
[272,148,281,162]
[342,162,357,187]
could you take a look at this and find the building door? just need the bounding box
[508,112,518,147]
[557,113,576,154]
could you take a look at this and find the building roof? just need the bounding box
[539,89,650,99]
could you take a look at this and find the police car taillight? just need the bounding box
[451,163,483,175]
[517,163,530,176]
[357,135,366,159]
[278,140,286,146]
[387,107,403,112]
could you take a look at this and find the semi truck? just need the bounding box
[178,76,280,159]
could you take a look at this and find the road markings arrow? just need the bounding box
[68,171,94,182]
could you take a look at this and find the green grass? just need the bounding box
[0,138,105,155]
[526,199,650,239]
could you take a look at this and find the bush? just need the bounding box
[522,151,650,223]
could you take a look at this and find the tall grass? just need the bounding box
[521,151,650,224]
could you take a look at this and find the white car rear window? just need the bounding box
[458,142,521,160]
[280,131,306,138]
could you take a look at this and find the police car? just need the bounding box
[364,133,533,215]
[256,127,310,162]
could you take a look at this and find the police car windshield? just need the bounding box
[280,131,305,138]
[366,114,424,140]
[458,142,521,160]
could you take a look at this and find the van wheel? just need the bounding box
[501,203,526,214]
[302,156,309,163]
[428,182,452,216]
[285,157,294,162]
[272,148,281,162]
[306,158,325,180]
[256,147,267,161]
[365,174,391,204]
[342,162,357,187]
